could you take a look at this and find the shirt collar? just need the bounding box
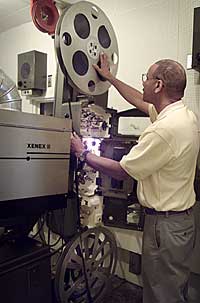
[157,101,184,120]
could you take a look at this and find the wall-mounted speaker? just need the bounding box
[17,50,47,94]
[192,7,200,71]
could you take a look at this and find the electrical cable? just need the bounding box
[75,167,93,303]
[31,215,45,239]
[65,77,73,120]
[38,216,47,244]
[49,241,66,257]
[61,206,66,241]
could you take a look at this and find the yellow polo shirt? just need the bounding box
[120,101,199,211]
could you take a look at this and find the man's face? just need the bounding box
[142,64,158,103]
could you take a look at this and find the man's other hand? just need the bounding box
[93,53,113,81]
[71,132,84,158]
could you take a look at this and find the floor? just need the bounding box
[52,275,142,303]
[188,273,200,303]
[102,276,142,303]
[101,273,200,303]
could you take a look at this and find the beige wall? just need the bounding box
[0,22,56,112]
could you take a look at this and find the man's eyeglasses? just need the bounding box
[142,73,148,82]
[142,73,163,85]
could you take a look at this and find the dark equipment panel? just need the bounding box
[0,238,52,303]
[103,196,144,231]
[99,137,145,231]
[99,137,138,199]
[192,7,200,71]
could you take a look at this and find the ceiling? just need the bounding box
[0,0,81,34]
[0,0,31,33]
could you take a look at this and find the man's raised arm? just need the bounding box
[93,53,149,115]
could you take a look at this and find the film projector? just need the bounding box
[53,2,120,302]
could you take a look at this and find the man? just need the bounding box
[71,54,199,303]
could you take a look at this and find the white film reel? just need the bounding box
[55,1,119,96]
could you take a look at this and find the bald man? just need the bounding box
[71,55,199,303]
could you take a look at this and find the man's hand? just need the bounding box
[71,133,130,181]
[93,53,114,81]
[71,132,85,158]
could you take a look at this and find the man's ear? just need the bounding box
[154,80,163,94]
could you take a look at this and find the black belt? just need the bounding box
[144,207,192,216]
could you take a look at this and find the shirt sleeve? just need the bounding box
[120,130,175,180]
[148,104,158,123]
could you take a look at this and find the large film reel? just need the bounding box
[54,226,117,303]
[55,1,119,96]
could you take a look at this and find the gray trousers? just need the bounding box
[142,209,195,303]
